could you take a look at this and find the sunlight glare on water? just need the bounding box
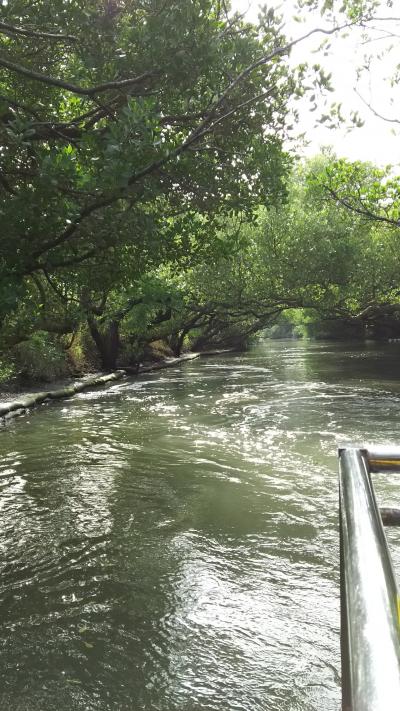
[1,339,400,710]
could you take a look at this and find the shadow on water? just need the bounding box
[0,339,399,710]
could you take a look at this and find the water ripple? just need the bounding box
[1,340,400,709]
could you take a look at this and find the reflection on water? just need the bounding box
[0,339,400,710]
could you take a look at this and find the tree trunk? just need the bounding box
[87,316,120,371]
[169,330,185,357]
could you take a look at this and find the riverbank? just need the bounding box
[0,353,201,423]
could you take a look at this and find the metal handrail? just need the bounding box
[339,447,400,710]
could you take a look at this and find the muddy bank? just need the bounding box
[0,353,201,424]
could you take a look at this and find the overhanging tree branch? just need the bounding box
[22,20,360,269]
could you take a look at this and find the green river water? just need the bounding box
[1,339,400,711]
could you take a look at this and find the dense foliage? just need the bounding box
[0,0,399,383]
[0,0,297,374]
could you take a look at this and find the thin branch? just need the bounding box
[0,93,41,119]
[37,247,99,271]
[0,170,16,195]
[103,297,144,324]
[0,18,352,103]
[0,20,77,42]
[327,187,400,228]
[65,331,77,350]
[197,19,357,130]
[91,292,108,316]
[217,9,248,39]
[41,268,79,303]
[354,303,400,320]
[360,32,400,45]
[160,110,207,125]
[32,195,122,259]
[366,17,400,22]
[31,104,108,129]
[355,87,400,125]
[31,273,47,304]
[0,56,156,97]
[194,87,275,139]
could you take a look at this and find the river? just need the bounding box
[1,339,400,711]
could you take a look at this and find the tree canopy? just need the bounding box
[0,1,294,292]
[1,0,399,381]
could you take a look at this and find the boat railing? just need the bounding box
[339,446,400,710]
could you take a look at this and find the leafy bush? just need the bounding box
[0,360,15,387]
[13,332,69,382]
[68,328,101,373]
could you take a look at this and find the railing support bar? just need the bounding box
[339,448,400,710]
